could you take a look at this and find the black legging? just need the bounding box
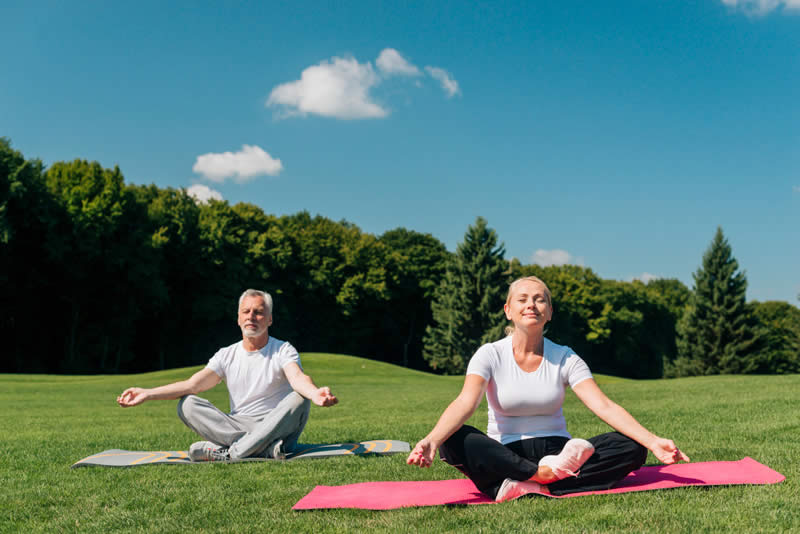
[439,425,648,498]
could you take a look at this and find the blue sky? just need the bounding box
[2,0,798,305]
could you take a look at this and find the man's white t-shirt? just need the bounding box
[206,337,301,416]
[466,336,593,445]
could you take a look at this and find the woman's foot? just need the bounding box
[538,438,595,480]
[495,478,549,502]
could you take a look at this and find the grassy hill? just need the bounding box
[1,353,797,533]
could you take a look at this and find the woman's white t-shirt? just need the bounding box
[466,336,593,444]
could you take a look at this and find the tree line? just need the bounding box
[2,138,798,377]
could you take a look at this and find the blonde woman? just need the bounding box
[407,276,688,501]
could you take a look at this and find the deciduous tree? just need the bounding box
[379,228,449,368]
[749,301,800,374]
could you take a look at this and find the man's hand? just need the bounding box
[649,437,690,464]
[406,438,436,468]
[311,386,338,407]
[117,387,149,407]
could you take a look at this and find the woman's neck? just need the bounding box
[511,328,545,355]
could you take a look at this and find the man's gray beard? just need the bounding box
[242,326,267,338]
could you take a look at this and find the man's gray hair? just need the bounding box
[238,289,273,315]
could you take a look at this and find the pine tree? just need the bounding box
[422,217,507,373]
[671,227,761,376]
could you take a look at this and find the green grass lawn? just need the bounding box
[1,353,797,533]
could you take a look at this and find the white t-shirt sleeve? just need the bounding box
[560,348,593,388]
[276,341,302,370]
[205,346,229,380]
[466,343,497,381]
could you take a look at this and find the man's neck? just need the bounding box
[242,333,269,352]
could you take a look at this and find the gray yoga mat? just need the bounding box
[72,440,410,467]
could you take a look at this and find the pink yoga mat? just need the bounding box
[292,457,784,510]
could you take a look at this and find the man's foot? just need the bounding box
[188,441,231,462]
[495,478,547,502]
[538,438,595,480]
[266,439,286,460]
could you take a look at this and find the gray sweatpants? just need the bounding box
[177,391,310,460]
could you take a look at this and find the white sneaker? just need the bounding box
[539,438,595,480]
[267,439,286,460]
[495,478,546,502]
[188,441,231,462]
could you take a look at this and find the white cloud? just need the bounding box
[267,56,387,119]
[425,66,461,98]
[267,50,460,119]
[186,184,223,204]
[793,185,800,193]
[633,272,661,283]
[720,0,800,15]
[192,145,283,183]
[376,48,421,76]
[531,249,584,267]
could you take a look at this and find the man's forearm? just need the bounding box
[143,380,198,401]
[289,373,320,399]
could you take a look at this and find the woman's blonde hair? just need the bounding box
[503,276,553,335]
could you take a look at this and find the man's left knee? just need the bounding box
[177,394,202,421]
[286,391,310,412]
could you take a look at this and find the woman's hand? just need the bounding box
[649,437,690,464]
[406,438,437,467]
[406,374,486,469]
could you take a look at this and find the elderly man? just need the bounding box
[117,289,337,461]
